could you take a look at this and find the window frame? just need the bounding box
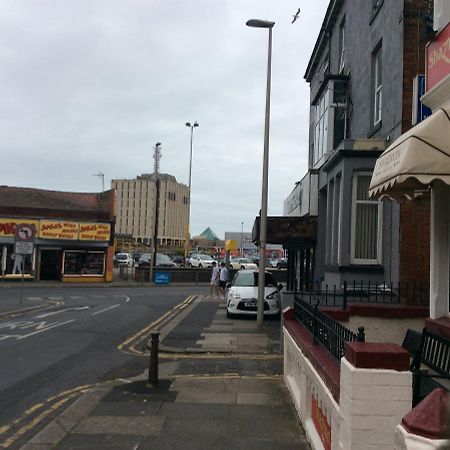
[350,172,382,265]
[373,46,383,125]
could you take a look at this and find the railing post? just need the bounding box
[343,281,347,311]
[148,330,160,385]
[356,326,365,342]
[313,303,318,344]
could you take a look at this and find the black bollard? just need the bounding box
[148,331,160,386]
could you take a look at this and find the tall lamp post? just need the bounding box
[184,121,199,257]
[150,142,162,285]
[246,18,275,331]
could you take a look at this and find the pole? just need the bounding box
[241,222,244,257]
[150,177,160,284]
[257,26,272,331]
[185,126,194,259]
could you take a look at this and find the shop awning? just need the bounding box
[369,106,450,199]
[252,216,317,247]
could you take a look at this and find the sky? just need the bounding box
[0,0,329,239]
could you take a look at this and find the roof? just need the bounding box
[196,227,219,241]
[0,186,115,221]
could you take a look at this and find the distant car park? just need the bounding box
[229,258,258,270]
[114,253,133,268]
[137,253,178,268]
[188,254,216,268]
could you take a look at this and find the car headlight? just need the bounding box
[265,291,280,300]
[232,293,241,300]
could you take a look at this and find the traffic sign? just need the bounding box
[14,224,36,255]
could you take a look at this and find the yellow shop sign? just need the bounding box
[40,221,79,240]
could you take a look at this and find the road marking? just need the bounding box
[17,320,75,339]
[48,296,63,300]
[35,306,90,319]
[25,297,43,301]
[69,296,85,299]
[91,304,120,316]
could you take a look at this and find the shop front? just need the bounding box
[0,218,114,282]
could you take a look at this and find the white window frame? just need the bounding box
[373,47,382,125]
[313,85,333,167]
[350,172,382,265]
[339,18,346,73]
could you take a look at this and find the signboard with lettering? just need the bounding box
[0,219,39,237]
[311,396,331,450]
[79,223,111,241]
[426,22,450,91]
[40,220,79,240]
[412,75,432,125]
[154,271,171,284]
[14,224,36,255]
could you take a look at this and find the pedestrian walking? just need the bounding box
[218,262,228,299]
[209,261,220,298]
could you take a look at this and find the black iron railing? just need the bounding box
[294,296,365,360]
[297,280,429,309]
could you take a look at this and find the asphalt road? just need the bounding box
[0,285,208,448]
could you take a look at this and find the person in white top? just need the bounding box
[209,262,220,298]
[218,262,228,299]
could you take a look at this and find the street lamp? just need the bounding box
[93,171,105,191]
[241,222,244,257]
[184,121,199,257]
[246,18,275,331]
[150,142,162,284]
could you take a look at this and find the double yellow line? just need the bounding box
[0,384,94,449]
[118,294,196,355]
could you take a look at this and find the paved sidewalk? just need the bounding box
[19,295,310,450]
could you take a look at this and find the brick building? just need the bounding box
[0,186,115,282]
[284,0,433,289]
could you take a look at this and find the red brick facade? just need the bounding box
[399,0,432,285]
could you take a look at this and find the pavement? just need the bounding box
[1,286,310,450]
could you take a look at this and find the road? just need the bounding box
[0,285,207,448]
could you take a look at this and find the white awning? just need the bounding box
[369,106,450,199]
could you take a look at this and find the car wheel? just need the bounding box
[241,266,245,270]
[226,310,232,318]
[199,264,203,268]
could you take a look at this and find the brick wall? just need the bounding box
[399,1,432,286]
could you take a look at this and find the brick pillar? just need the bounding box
[339,342,412,450]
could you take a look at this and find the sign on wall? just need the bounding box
[79,223,111,241]
[0,219,39,237]
[426,22,450,91]
[14,223,36,255]
[311,396,331,450]
[40,220,79,240]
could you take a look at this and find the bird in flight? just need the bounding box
[292,7,300,24]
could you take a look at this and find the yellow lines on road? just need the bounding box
[118,295,196,355]
[0,383,94,449]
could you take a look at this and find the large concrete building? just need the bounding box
[112,173,189,248]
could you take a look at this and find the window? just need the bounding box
[373,46,382,125]
[339,17,346,73]
[351,173,381,264]
[313,89,330,165]
[63,251,105,276]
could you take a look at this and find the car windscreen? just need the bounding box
[233,272,277,287]
[116,255,128,260]
[157,254,173,263]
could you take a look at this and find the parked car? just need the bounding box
[172,255,185,266]
[138,253,177,268]
[229,258,258,270]
[226,270,282,318]
[114,253,134,268]
[188,254,216,268]
[269,258,287,269]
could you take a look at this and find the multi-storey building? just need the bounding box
[112,173,189,248]
[285,0,433,290]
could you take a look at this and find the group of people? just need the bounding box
[209,261,228,299]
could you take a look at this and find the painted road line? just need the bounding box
[91,304,120,316]
[35,306,90,319]
[118,295,195,353]
[69,296,85,300]
[47,296,63,300]
[17,320,75,340]
[25,297,43,301]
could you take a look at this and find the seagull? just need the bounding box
[291,7,300,24]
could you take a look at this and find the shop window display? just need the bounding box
[1,244,33,276]
[63,250,105,276]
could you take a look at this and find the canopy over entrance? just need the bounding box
[369,106,450,199]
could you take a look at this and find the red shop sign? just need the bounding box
[426,22,450,91]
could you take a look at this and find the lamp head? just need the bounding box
[186,122,191,127]
[246,19,275,29]
[194,121,199,128]
[155,142,161,147]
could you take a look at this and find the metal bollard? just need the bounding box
[148,331,160,385]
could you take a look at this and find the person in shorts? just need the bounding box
[218,262,228,299]
[209,261,220,298]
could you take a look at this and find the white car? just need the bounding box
[114,253,134,267]
[229,258,258,270]
[226,270,282,318]
[188,254,216,268]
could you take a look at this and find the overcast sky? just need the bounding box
[0,1,328,238]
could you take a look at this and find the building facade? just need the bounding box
[287,0,433,290]
[112,173,189,249]
[0,187,115,282]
